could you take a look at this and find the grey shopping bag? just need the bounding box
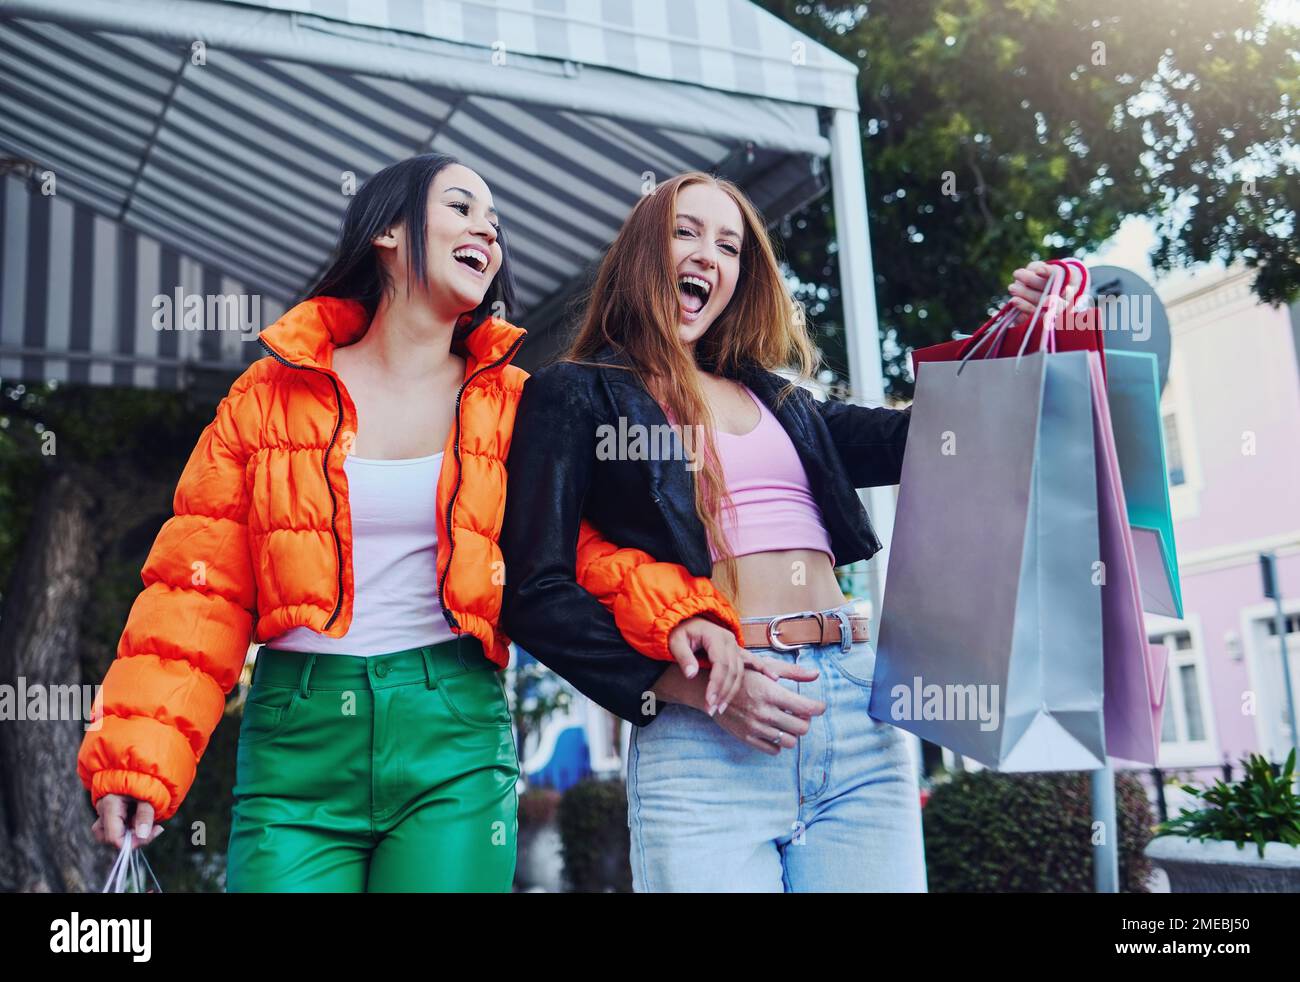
[870,349,1106,771]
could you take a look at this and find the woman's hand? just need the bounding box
[650,656,827,755]
[710,661,828,755]
[92,794,164,850]
[1007,260,1087,325]
[667,616,783,716]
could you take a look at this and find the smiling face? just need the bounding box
[671,182,744,346]
[374,163,503,319]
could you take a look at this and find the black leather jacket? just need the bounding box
[499,343,911,725]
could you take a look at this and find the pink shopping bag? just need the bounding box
[1089,350,1169,763]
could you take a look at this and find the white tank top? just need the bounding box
[264,450,458,657]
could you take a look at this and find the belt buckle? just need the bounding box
[767,610,821,652]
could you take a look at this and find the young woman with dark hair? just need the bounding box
[79,155,750,892]
[500,172,1071,892]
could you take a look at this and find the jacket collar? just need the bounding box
[258,296,527,374]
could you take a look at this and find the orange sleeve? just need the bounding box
[77,385,258,822]
[574,519,743,662]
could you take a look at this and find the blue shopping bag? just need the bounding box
[1103,350,1183,618]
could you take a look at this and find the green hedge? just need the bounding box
[557,778,632,893]
[922,769,1155,892]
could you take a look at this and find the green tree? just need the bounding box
[0,379,234,892]
[755,0,1298,396]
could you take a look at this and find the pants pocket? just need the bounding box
[436,668,511,729]
[827,641,876,689]
[237,683,298,747]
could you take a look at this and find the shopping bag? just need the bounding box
[1102,349,1183,618]
[870,340,1106,771]
[101,832,163,893]
[1089,350,1170,762]
[912,258,1107,382]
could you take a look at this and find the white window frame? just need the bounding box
[1146,612,1218,768]
[1240,598,1300,761]
[1161,350,1203,521]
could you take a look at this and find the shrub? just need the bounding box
[557,778,631,893]
[922,769,1155,892]
[518,787,562,832]
[1154,750,1300,858]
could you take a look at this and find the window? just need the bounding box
[1158,353,1202,521]
[1179,664,1206,742]
[1252,610,1300,761]
[1162,412,1186,487]
[1265,614,1300,636]
[1161,690,1178,743]
[1151,630,1211,750]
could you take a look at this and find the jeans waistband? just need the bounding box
[254,636,491,694]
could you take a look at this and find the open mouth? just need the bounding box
[452,247,489,275]
[678,274,711,317]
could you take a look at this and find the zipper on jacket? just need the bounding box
[437,333,527,633]
[258,336,347,631]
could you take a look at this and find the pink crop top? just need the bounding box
[709,385,834,563]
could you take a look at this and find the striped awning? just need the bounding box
[0,175,289,390]
[229,0,861,112]
[0,0,856,388]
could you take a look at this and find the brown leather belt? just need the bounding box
[739,610,870,651]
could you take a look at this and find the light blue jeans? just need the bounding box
[627,606,928,892]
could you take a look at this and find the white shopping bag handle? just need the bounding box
[957,265,1063,376]
[1011,263,1068,366]
[1012,258,1090,362]
[957,303,1019,365]
[955,258,1088,377]
[101,832,163,893]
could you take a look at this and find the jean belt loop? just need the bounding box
[297,653,317,699]
[832,606,853,654]
[421,646,439,690]
[455,636,472,672]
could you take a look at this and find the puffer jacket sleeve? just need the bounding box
[574,520,742,661]
[77,379,259,822]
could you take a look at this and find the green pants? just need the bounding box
[226,637,519,892]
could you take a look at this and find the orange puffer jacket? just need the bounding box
[77,297,741,822]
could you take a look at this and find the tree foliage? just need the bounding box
[755,0,1298,396]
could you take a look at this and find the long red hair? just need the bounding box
[566,172,819,603]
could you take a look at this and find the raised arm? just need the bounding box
[812,393,912,487]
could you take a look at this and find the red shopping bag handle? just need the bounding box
[956,258,1084,365]
[957,262,1071,375]
[1022,258,1089,354]
[1007,258,1093,364]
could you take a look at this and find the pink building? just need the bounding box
[1142,262,1300,786]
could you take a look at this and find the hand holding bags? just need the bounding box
[872,260,1169,768]
[914,260,1183,618]
[870,265,1108,769]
